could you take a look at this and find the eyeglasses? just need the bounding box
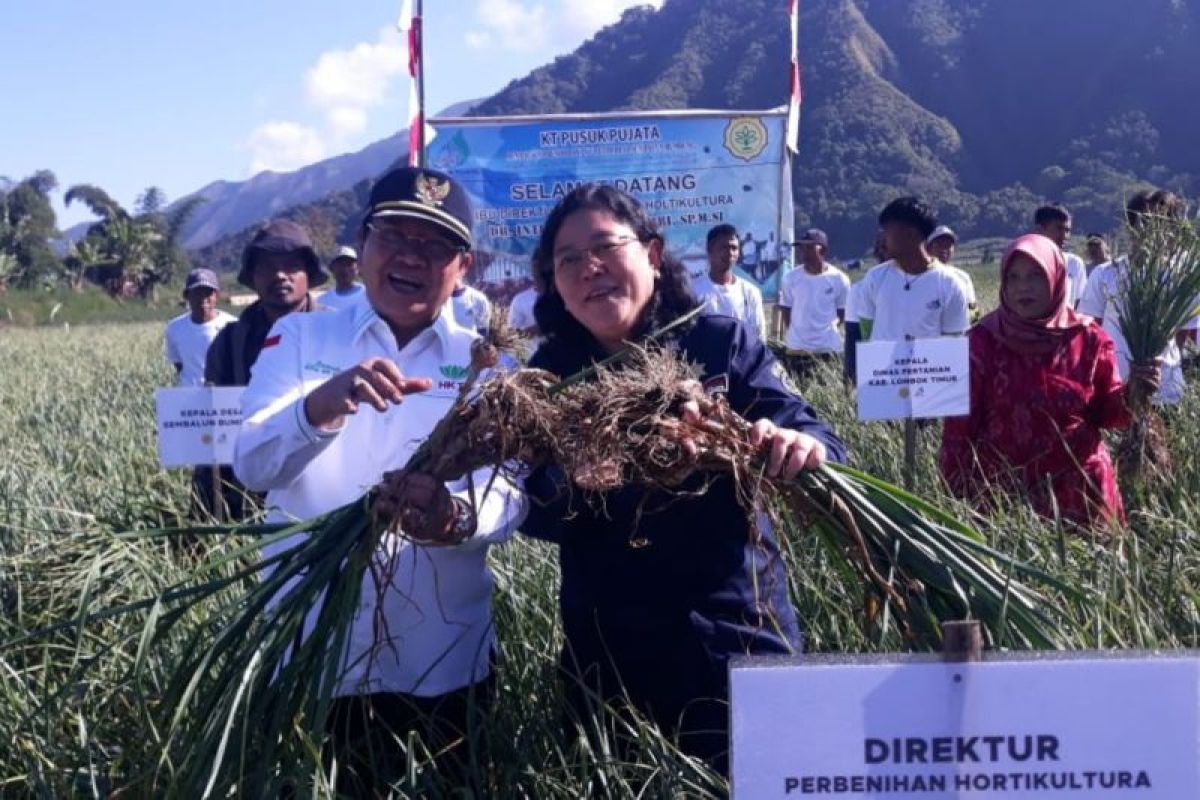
[366,222,466,266]
[553,236,640,276]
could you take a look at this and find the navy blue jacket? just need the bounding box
[522,314,847,708]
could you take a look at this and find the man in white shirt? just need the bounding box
[319,245,366,310]
[1076,190,1195,406]
[690,224,767,341]
[856,197,970,342]
[1034,205,1088,307]
[1085,233,1111,276]
[926,225,979,321]
[778,227,850,376]
[507,270,543,356]
[164,268,235,386]
[448,279,492,333]
[234,166,526,794]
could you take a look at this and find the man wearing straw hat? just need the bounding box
[233,166,525,794]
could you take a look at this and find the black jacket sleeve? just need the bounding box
[204,325,233,387]
[724,319,848,464]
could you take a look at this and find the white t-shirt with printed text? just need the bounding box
[778,263,851,352]
[164,310,236,386]
[690,272,767,341]
[854,260,971,341]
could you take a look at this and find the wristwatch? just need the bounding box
[447,496,478,544]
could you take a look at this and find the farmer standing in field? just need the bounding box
[925,225,979,321]
[1077,190,1197,406]
[163,267,235,386]
[520,183,846,774]
[200,219,328,520]
[777,227,850,377]
[232,167,525,796]
[447,270,492,332]
[689,223,767,341]
[318,245,366,310]
[939,233,1161,528]
[1032,205,1089,308]
[854,197,971,343]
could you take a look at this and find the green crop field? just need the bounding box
[4,282,1200,796]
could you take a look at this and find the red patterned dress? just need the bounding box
[939,322,1130,527]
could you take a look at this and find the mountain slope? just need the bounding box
[194,0,1200,266]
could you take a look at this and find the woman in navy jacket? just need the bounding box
[521,184,847,773]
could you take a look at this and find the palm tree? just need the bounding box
[64,184,203,298]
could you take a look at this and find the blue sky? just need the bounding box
[1,0,661,229]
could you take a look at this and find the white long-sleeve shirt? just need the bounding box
[234,300,527,698]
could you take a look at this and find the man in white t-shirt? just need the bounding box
[926,225,978,321]
[690,224,767,341]
[319,245,366,310]
[507,270,543,356]
[1085,233,1111,277]
[448,279,492,333]
[1076,190,1197,405]
[856,197,970,342]
[778,227,850,375]
[164,268,236,386]
[1034,205,1088,307]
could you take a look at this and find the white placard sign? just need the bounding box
[856,338,970,421]
[155,386,245,468]
[730,653,1200,799]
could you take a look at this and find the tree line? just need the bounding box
[0,171,203,299]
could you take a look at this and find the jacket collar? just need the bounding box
[350,297,470,354]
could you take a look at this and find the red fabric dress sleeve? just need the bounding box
[939,328,989,498]
[1086,327,1132,430]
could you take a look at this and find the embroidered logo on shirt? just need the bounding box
[303,360,340,375]
[772,361,804,396]
[702,373,730,395]
[261,334,282,349]
[439,364,470,380]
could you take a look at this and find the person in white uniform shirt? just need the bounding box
[1034,205,1088,307]
[1077,189,1196,406]
[507,269,541,336]
[778,227,850,376]
[689,224,767,341]
[1085,232,1111,276]
[855,197,970,342]
[164,268,235,386]
[926,225,979,321]
[233,166,527,794]
[318,245,366,310]
[448,277,492,333]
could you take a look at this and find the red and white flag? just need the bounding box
[398,0,423,166]
[787,0,802,153]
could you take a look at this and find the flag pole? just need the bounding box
[415,0,426,167]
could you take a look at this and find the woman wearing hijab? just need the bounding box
[520,184,846,772]
[939,234,1160,528]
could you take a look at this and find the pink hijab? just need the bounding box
[980,233,1086,355]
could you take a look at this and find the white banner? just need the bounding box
[155,386,244,468]
[731,653,1200,799]
[856,338,970,421]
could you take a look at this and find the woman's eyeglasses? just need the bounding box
[553,236,640,276]
[366,222,466,266]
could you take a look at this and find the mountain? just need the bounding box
[194,0,1200,266]
[63,100,478,250]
